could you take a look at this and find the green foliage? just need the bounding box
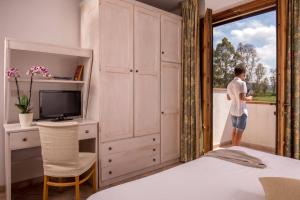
[213,37,236,88]
[15,95,32,114]
[235,43,259,82]
[213,37,276,100]
[253,93,276,103]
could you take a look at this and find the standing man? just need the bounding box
[227,66,253,146]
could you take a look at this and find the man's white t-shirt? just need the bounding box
[227,77,248,117]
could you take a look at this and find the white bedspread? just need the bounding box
[88,147,300,200]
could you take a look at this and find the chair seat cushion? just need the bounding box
[44,152,96,177]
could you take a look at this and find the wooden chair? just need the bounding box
[37,121,97,200]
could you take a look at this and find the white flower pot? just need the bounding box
[19,113,33,127]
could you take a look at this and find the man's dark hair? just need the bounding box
[234,66,246,76]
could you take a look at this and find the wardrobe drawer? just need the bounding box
[101,144,160,168]
[10,131,40,150]
[79,124,97,140]
[101,134,160,155]
[101,154,160,181]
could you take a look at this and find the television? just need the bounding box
[39,90,81,120]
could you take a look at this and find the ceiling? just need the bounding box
[136,0,182,13]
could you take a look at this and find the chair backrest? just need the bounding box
[38,121,79,169]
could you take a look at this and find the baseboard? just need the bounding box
[240,142,275,154]
[213,141,232,149]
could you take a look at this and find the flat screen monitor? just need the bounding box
[39,90,81,120]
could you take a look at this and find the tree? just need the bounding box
[261,77,269,94]
[255,63,266,84]
[213,37,236,88]
[253,63,267,94]
[269,69,276,95]
[235,43,260,82]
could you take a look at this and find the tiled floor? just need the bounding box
[0,163,180,200]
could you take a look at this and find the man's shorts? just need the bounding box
[231,114,247,131]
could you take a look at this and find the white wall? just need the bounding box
[0,0,81,186]
[205,0,254,14]
[213,89,232,146]
[243,104,276,148]
[213,89,276,149]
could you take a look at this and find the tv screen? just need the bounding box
[39,90,81,119]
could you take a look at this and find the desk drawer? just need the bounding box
[10,131,40,150]
[79,124,97,140]
[101,134,160,155]
[101,154,160,181]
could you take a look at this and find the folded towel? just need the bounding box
[205,149,266,169]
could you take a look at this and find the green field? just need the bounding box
[253,94,276,103]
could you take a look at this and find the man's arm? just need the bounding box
[239,93,253,101]
[239,81,252,101]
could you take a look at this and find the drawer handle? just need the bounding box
[22,138,27,142]
[162,51,165,54]
[85,130,89,134]
[109,171,112,175]
[153,148,156,152]
[153,158,156,162]
[153,138,156,142]
[108,147,112,151]
[108,159,112,163]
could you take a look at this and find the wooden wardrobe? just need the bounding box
[81,0,181,186]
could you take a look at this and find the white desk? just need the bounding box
[4,119,99,200]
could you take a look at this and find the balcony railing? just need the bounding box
[213,88,276,152]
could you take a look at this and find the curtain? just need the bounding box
[180,0,203,162]
[285,0,300,159]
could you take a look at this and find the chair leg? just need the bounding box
[43,176,49,200]
[92,164,97,192]
[75,176,80,200]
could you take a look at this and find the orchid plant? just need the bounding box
[7,66,51,114]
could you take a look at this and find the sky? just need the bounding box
[213,11,276,75]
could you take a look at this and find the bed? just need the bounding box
[88,147,300,200]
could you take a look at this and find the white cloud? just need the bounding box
[230,24,276,44]
[229,20,276,71]
[214,29,225,37]
[256,43,276,64]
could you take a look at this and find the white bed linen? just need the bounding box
[89,147,300,200]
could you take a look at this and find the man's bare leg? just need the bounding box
[231,128,237,146]
[235,129,244,146]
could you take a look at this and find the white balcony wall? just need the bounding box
[213,89,276,150]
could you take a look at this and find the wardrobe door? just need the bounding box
[99,0,134,142]
[161,15,182,63]
[161,62,180,162]
[134,7,161,136]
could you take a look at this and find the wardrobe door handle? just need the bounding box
[136,70,139,73]
[130,69,133,72]
[108,147,112,151]
[162,51,165,54]
[153,158,156,162]
[161,111,164,114]
[108,159,112,163]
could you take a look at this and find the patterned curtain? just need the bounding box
[180,0,203,162]
[285,0,300,159]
